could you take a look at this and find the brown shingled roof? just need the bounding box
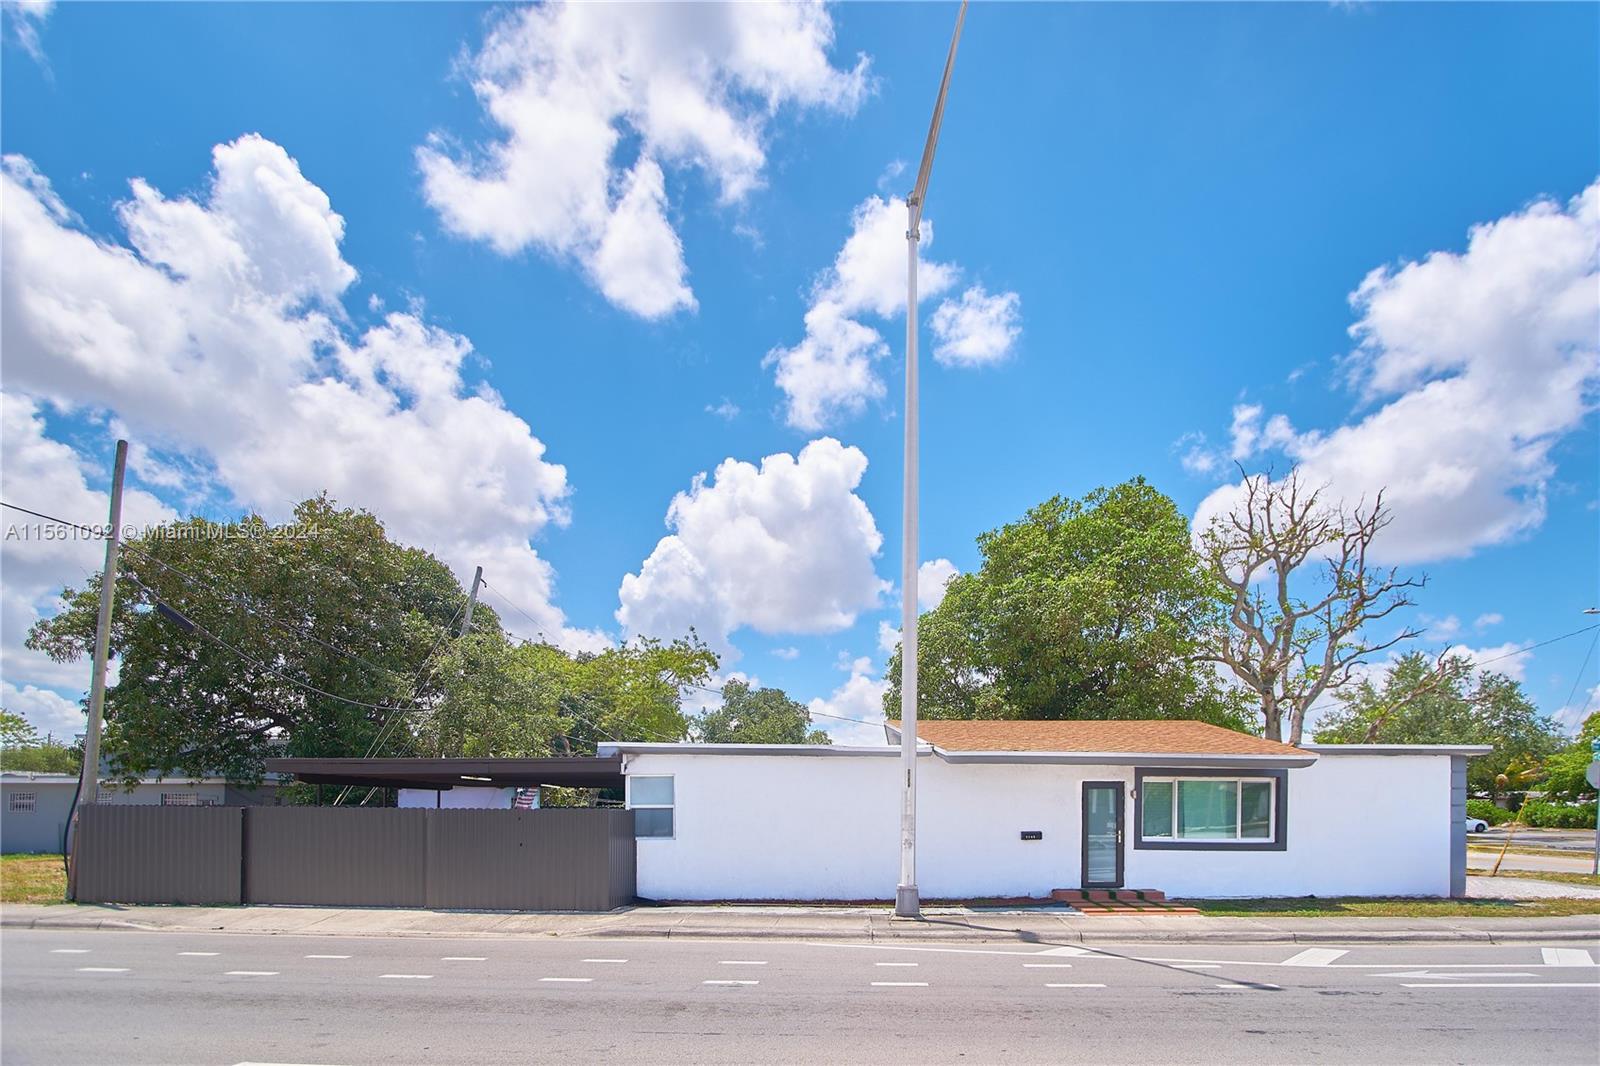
[887,719,1307,757]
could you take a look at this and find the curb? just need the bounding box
[5,914,1596,944]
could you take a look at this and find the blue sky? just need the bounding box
[2,2,1596,744]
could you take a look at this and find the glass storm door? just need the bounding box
[1082,782,1124,889]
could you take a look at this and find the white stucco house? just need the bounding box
[601,720,1487,902]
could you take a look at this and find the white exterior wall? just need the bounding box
[397,786,515,809]
[624,750,1453,901]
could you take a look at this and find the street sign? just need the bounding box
[1585,760,1600,790]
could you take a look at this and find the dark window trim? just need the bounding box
[1080,780,1125,888]
[1132,767,1288,852]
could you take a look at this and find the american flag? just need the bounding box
[513,788,539,810]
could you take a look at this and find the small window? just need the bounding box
[160,792,199,806]
[8,792,36,813]
[1140,780,1173,839]
[628,775,674,838]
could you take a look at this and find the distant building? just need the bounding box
[1,772,283,854]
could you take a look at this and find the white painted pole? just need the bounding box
[78,439,128,808]
[896,1,967,921]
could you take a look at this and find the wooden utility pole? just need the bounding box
[461,566,483,636]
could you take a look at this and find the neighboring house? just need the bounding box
[1,772,283,854]
[600,719,1487,901]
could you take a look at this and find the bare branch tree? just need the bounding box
[1197,467,1424,744]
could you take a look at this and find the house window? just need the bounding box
[627,775,674,839]
[8,792,36,813]
[160,792,199,806]
[1134,769,1287,851]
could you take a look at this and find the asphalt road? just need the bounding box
[4,929,1598,1065]
[1473,827,1597,853]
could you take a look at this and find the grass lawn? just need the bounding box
[1467,869,1600,889]
[1179,896,1600,918]
[0,854,67,904]
[1469,844,1596,860]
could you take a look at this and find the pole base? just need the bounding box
[894,884,921,918]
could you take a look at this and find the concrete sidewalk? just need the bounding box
[3,901,1596,945]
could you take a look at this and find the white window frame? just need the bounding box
[8,792,37,813]
[1138,776,1278,845]
[626,775,675,840]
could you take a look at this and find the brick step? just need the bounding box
[1050,888,1167,903]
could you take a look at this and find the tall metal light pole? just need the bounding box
[897,0,968,920]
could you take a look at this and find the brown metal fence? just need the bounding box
[73,805,635,911]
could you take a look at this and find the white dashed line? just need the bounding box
[440,956,486,961]
[76,967,128,973]
[1044,983,1106,988]
[1542,948,1596,967]
[870,981,928,987]
[539,977,592,983]
[304,955,351,960]
[1403,982,1600,990]
[1283,948,1348,967]
[226,971,279,977]
[51,949,90,954]
[1023,963,1073,969]
[719,960,768,966]
[583,958,628,964]
[178,951,220,957]
[379,974,433,980]
[875,962,919,967]
[704,979,759,986]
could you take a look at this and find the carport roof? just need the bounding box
[264,756,624,790]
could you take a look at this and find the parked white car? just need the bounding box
[1465,816,1490,833]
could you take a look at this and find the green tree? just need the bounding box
[1541,712,1600,801]
[0,710,39,748]
[884,478,1252,729]
[1314,651,1564,795]
[694,680,830,744]
[28,497,497,785]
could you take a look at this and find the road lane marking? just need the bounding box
[379,974,434,980]
[1376,970,1534,980]
[305,955,351,960]
[1023,963,1073,969]
[1283,948,1348,966]
[1170,964,1221,970]
[704,980,759,985]
[76,967,128,973]
[440,956,486,961]
[871,981,928,987]
[583,958,628,964]
[1045,983,1106,988]
[225,971,280,977]
[1542,948,1596,967]
[51,949,90,954]
[539,977,592,983]
[178,952,220,957]
[232,1062,352,1065]
[1402,982,1600,989]
[876,962,919,967]
[1036,946,1094,957]
[719,960,767,965]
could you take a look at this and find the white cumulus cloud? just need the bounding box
[916,558,959,612]
[616,437,889,657]
[418,1,868,319]
[1196,180,1600,562]
[766,194,1021,430]
[0,137,605,667]
[808,655,889,746]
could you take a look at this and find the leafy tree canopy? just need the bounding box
[0,710,38,748]
[27,496,717,786]
[1540,711,1600,801]
[1314,651,1565,794]
[693,680,829,744]
[884,478,1253,730]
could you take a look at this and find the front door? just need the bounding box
[1081,782,1124,889]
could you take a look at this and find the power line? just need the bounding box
[1560,630,1598,715]
[478,578,547,639]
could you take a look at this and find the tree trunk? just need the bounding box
[1261,699,1282,742]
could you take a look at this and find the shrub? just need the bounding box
[1515,800,1599,829]
[1466,799,1512,825]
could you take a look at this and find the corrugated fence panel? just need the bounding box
[426,809,634,911]
[607,810,637,910]
[75,805,241,905]
[245,807,427,907]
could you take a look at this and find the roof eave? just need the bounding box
[931,748,1317,769]
[1300,744,1495,757]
